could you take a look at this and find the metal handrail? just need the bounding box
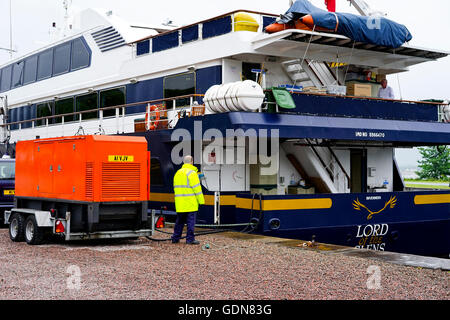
[1,93,205,128]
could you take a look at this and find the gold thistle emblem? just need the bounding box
[353,196,397,220]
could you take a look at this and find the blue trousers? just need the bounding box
[172,211,197,243]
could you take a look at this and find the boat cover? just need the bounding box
[280,0,412,48]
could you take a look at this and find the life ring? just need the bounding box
[145,105,160,130]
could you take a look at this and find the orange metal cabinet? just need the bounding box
[16,135,149,202]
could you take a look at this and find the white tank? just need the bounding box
[204,80,265,113]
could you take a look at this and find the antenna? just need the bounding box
[62,0,73,37]
[9,0,13,60]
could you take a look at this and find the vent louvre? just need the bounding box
[102,163,141,198]
[91,26,126,52]
[86,162,94,200]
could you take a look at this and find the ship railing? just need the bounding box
[132,10,278,58]
[1,94,206,136]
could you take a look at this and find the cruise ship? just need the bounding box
[0,0,449,257]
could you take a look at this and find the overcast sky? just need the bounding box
[1,0,449,168]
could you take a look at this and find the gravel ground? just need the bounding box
[0,228,448,300]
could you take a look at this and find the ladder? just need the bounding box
[281,59,341,89]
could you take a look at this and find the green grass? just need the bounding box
[405,183,450,190]
[404,178,449,183]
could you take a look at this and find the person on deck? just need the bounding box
[172,155,205,245]
[378,79,395,100]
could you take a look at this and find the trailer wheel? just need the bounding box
[24,215,45,245]
[9,213,25,242]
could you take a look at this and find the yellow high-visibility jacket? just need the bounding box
[173,163,205,213]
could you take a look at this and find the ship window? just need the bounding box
[12,61,24,88]
[153,32,179,53]
[76,92,98,120]
[182,25,199,44]
[53,42,72,76]
[163,72,195,107]
[21,105,32,129]
[150,158,164,186]
[71,38,90,70]
[100,87,125,117]
[37,49,53,80]
[23,55,38,85]
[202,15,232,39]
[36,102,53,127]
[55,97,74,123]
[0,65,12,93]
[136,40,150,56]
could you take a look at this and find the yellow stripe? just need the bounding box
[149,193,332,211]
[236,198,332,211]
[149,193,236,206]
[414,194,450,205]
[149,193,175,203]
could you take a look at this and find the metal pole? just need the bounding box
[9,0,13,60]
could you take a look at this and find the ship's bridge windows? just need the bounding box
[53,42,72,76]
[76,92,98,120]
[55,97,75,123]
[163,72,196,107]
[12,61,24,88]
[23,55,38,85]
[0,65,12,93]
[71,38,91,70]
[36,102,53,127]
[37,49,53,81]
[100,87,125,117]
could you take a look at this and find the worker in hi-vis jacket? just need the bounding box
[172,155,205,244]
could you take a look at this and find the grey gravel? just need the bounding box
[0,229,448,300]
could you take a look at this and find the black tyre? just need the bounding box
[9,213,25,242]
[24,215,45,245]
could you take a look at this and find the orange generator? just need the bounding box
[7,135,152,244]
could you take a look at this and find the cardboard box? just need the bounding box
[347,83,372,97]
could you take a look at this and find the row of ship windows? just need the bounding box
[9,70,198,130]
[0,37,91,93]
[135,14,276,57]
[8,87,125,130]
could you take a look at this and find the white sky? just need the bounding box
[1,0,449,168]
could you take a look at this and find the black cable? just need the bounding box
[147,193,263,242]
[146,228,229,242]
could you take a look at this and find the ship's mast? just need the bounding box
[62,0,73,37]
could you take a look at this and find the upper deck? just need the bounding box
[0,10,449,145]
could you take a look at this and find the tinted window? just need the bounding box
[12,61,24,88]
[53,42,71,76]
[150,158,164,186]
[0,65,12,92]
[55,98,74,123]
[164,72,195,107]
[0,161,15,180]
[100,87,125,117]
[22,105,32,129]
[37,49,53,80]
[136,40,150,56]
[76,93,98,120]
[23,55,38,85]
[71,38,90,70]
[36,102,53,126]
